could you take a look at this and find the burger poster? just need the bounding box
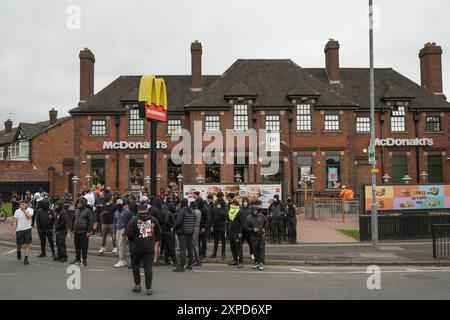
[183,184,282,209]
[365,185,450,211]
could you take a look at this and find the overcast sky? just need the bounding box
[1,0,449,125]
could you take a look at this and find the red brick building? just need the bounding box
[68,40,450,198]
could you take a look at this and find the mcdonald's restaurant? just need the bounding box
[2,40,449,200]
[68,40,449,200]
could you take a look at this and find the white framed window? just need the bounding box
[129,108,144,135]
[91,120,107,136]
[426,116,441,132]
[0,147,4,160]
[167,119,182,135]
[391,106,406,132]
[296,104,312,131]
[9,141,29,160]
[205,115,220,132]
[265,115,280,132]
[356,117,371,132]
[233,105,248,131]
[324,114,340,131]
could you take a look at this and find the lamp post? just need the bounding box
[177,174,184,197]
[71,176,79,204]
[402,175,412,184]
[420,172,428,184]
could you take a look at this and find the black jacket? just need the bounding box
[245,213,268,237]
[36,208,55,230]
[174,206,195,235]
[149,206,164,228]
[269,201,285,220]
[204,201,214,228]
[226,204,245,236]
[126,213,161,252]
[286,202,297,218]
[239,205,251,231]
[212,206,227,229]
[71,207,93,233]
[162,206,176,233]
[55,209,68,233]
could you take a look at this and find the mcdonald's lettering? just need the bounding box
[138,75,168,121]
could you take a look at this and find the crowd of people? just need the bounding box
[11,185,299,295]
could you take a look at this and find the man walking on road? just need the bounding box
[53,199,68,262]
[12,200,34,265]
[36,199,56,258]
[113,199,129,268]
[126,202,161,295]
[70,198,93,266]
[245,205,267,271]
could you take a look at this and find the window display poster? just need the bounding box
[300,166,311,179]
[328,167,338,181]
[183,184,282,209]
[365,185,450,211]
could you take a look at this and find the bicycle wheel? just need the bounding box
[0,210,7,222]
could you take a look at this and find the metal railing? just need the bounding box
[305,198,359,221]
[432,224,450,259]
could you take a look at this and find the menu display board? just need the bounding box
[365,185,450,211]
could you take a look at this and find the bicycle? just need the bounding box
[0,201,8,222]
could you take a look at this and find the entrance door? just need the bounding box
[428,155,443,183]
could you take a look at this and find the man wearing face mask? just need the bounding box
[70,198,93,266]
[245,205,268,270]
[36,199,56,258]
[239,197,253,260]
[99,196,117,254]
[53,199,68,262]
[268,194,285,244]
[285,196,298,244]
[113,199,129,268]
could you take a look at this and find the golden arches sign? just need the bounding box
[138,75,168,121]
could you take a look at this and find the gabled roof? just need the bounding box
[224,81,257,99]
[287,82,320,98]
[187,59,358,108]
[382,86,415,101]
[69,75,220,114]
[0,128,18,145]
[306,68,450,110]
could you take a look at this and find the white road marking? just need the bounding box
[290,268,319,274]
[2,249,16,256]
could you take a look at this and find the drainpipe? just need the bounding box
[288,107,294,196]
[115,115,120,190]
[414,110,420,182]
[379,110,385,178]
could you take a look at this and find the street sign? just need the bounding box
[368,145,376,164]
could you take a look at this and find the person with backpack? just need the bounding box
[268,194,285,244]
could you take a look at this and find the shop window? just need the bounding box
[129,158,144,186]
[356,117,371,132]
[262,161,283,183]
[205,115,220,132]
[234,156,248,182]
[91,120,107,136]
[265,115,280,132]
[324,114,340,131]
[426,116,441,132]
[298,156,313,186]
[233,105,248,131]
[296,104,312,131]
[326,156,341,189]
[392,155,407,183]
[428,155,443,183]
[91,159,106,186]
[167,159,182,188]
[205,164,221,183]
[391,106,406,132]
[167,119,182,135]
[129,108,144,135]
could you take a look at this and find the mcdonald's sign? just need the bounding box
[138,75,168,121]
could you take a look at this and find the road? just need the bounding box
[1,245,450,300]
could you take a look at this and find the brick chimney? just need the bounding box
[419,42,443,96]
[191,40,202,91]
[79,48,95,102]
[324,39,340,83]
[4,119,12,134]
[49,108,58,125]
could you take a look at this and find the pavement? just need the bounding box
[1,244,450,300]
[1,217,449,266]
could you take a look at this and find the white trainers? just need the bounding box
[112,247,118,254]
[114,260,126,268]
[251,254,255,261]
[98,247,105,253]
[253,263,260,269]
[258,263,264,270]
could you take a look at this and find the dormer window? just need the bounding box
[391,104,406,132]
[9,141,29,160]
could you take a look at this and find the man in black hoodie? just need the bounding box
[162,203,177,266]
[245,205,268,270]
[124,200,138,269]
[173,198,195,272]
[200,194,214,259]
[210,198,227,260]
[53,200,68,262]
[126,202,161,295]
[268,194,285,244]
[240,197,253,259]
[36,199,56,258]
[149,198,164,266]
[70,198,93,266]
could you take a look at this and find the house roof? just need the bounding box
[306,68,450,110]
[69,75,220,114]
